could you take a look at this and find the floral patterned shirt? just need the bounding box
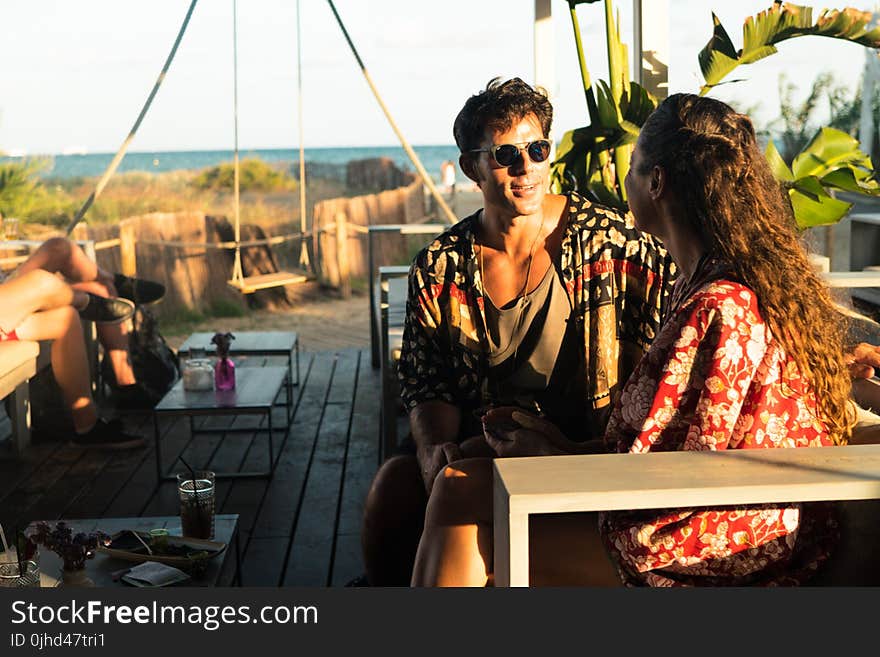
[600,270,838,586]
[396,192,676,440]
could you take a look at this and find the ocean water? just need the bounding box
[1,145,465,184]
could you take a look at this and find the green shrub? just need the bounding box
[0,158,76,226]
[191,158,296,192]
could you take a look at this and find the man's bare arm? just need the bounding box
[409,400,465,493]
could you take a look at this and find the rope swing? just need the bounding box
[65,0,200,236]
[296,0,310,271]
[326,0,457,224]
[227,0,307,294]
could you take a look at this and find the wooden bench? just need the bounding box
[0,340,41,455]
[366,223,447,369]
[378,265,409,464]
[493,443,880,586]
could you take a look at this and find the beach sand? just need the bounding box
[163,282,371,353]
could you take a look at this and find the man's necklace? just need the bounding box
[478,209,548,360]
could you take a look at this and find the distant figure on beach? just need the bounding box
[440,160,456,196]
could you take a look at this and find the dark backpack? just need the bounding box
[101,305,180,404]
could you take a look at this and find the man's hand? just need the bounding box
[846,342,880,380]
[481,406,567,458]
[416,442,462,494]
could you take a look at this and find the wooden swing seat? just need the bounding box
[227,271,308,294]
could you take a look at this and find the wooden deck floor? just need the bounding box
[0,348,383,587]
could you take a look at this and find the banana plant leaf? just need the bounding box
[699,3,880,94]
[766,129,880,228]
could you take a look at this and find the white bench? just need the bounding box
[378,265,409,464]
[0,340,41,455]
[367,223,447,369]
[493,443,880,586]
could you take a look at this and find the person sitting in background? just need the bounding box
[8,236,166,410]
[411,93,859,587]
[0,239,146,449]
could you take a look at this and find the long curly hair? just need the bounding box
[636,93,854,444]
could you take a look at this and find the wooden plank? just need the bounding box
[0,445,85,533]
[228,271,308,294]
[60,408,158,519]
[334,351,380,535]
[330,533,362,587]
[223,355,328,585]
[100,415,192,518]
[248,352,332,539]
[238,535,288,586]
[282,350,358,586]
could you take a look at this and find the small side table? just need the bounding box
[28,515,241,587]
[178,331,300,392]
[153,366,290,481]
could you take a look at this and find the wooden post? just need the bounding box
[119,220,137,277]
[633,0,669,100]
[534,0,554,100]
[336,211,351,298]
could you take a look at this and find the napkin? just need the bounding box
[121,561,190,587]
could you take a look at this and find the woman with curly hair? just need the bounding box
[412,93,857,587]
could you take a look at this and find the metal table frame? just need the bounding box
[153,366,291,482]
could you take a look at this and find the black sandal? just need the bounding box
[78,293,135,324]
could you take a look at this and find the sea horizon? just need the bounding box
[0,144,465,183]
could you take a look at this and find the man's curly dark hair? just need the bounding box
[453,77,553,153]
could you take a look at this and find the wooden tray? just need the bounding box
[97,530,226,568]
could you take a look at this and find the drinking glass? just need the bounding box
[4,218,19,240]
[177,471,215,539]
[0,560,40,588]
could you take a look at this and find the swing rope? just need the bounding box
[297,0,310,270]
[65,0,200,236]
[230,0,244,287]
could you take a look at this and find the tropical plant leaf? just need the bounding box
[699,3,880,94]
[790,177,853,227]
[791,127,873,179]
[619,82,658,128]
[765,140,795,182]
[820,168,880,194]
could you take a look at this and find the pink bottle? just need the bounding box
[214,357,235,391]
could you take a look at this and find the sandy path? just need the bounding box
[163,282,371,353]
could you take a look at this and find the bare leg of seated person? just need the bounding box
[0,272,144,449]
[360,436,495,586]
[15,236,104,286]
[411,457,621,587]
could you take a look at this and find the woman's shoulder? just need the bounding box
[687,279,763,325]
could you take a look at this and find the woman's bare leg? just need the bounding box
[14,237,105,284]
[14,306,97,433]
[411,457,495,587]
[71,280,135,386]
[411,457,623,587]
[0,270,87,334]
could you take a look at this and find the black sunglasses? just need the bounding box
[468,139,552,167]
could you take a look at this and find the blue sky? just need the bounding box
[1,0,877,154]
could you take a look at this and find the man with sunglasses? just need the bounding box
[356,77,675,586]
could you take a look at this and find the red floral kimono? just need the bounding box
[600,264,839,586]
